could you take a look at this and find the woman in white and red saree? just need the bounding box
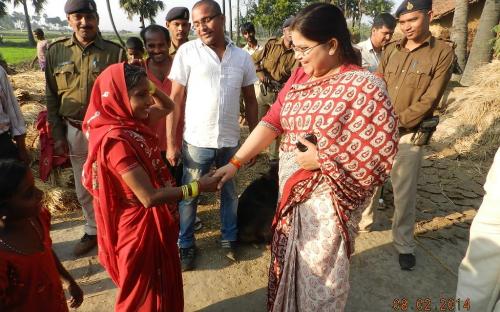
[215,3,399,311]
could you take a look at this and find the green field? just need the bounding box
[0,46,36,64]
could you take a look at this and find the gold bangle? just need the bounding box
[181,185,189,200]
[190,181,200,197]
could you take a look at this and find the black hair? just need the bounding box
[0,159,29,203]
[140,24,171,45]
[193,0,222,15]
[373,13,397,30]
[126,36,145,51]
[290,3,358,65]
[124,63,147,90]
[33,28,44,37]
[240,22,255,34]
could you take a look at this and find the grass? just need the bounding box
[0,45,36,64]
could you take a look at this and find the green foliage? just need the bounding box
[0,0,7,18]
[119,0,165,26]
[363,0,394,19]
[251,0,303,36]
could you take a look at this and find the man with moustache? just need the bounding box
[45,0,125,256]
[377,0,454,270]
[356,13,396,72]
[167,0,258,271]
[165,7,191,57]
[141,25,175,162]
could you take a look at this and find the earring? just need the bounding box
[329,50,335,56]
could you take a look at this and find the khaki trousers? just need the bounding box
[360,133,423,251]
[255,81,280,161]
[66,122,96,235]
[359,186,383,231]
[391,133,423,254]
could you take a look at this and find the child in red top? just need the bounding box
[0,159,83,311]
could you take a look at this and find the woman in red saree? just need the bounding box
[82,63,219,311]
[215,4,398,311]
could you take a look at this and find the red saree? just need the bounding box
[261,66,399,310]
[82,63,183,311]
[0,209,68,312]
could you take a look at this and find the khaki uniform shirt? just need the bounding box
[45,34,125,140]
[252,37,297,84]
[169,40,188,57]
[377,36,454,129]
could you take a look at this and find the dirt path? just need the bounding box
[13,70,490,312]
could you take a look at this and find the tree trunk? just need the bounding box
[228,0,233,40]
[106,0,126,47]
[460,0,500,86]
[236,0,240,46]
[22,0,35,46]
[140,14,145,29]
[450,0,468,81]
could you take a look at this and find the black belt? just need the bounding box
[64,117,83,131]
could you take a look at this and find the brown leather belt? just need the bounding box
[64,117,83,131]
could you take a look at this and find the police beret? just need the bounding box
[282,16,294,28]
[395,0,432,18]
[166,7,190,22]
[64,0,97,14]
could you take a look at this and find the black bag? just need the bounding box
[411,116,439,146]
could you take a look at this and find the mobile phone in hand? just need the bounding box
[296,133,317,152]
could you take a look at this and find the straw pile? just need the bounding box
[13,70,80,215]
[434,61,500,161]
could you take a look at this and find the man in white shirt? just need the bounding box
[167,0,258,271]
[356,13,396,72]
[241,22,262,56]
[0,66,28,163]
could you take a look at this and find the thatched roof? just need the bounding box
[432,0,481,19]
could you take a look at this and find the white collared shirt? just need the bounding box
[0,66,26,137]
[356,38,382,72]
[169,38,257,148]
[242,43,262,56]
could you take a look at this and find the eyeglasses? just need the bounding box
[291,42,325,57]
[192,14,221,30]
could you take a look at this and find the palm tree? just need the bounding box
[119,0,165,29]
[0,0,7,18]
[460,0,500,86]
[106,0,125,47]
[450,0,468,81]
[9,0,46,46]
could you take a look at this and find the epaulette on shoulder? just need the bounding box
[436,37,457,49]
[47,37,70,49]
[382,39,397,51]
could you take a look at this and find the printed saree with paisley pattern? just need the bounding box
[260,65,399,311]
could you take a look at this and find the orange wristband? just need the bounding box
[229,156,242,169]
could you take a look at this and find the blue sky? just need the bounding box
[7,0,403,32]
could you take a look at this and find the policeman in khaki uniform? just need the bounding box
[165,7,191,57]
[252,16,298,161]
[45,0,125,256]
[374,0,454,270]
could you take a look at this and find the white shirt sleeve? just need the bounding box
[168,45,190,87]
[241,52,258,87]
[0,67,26,137]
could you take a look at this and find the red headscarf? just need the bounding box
[82,63,182,311]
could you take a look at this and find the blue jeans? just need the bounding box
[178,141,239,248]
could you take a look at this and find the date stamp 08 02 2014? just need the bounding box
[392,296,471,311]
